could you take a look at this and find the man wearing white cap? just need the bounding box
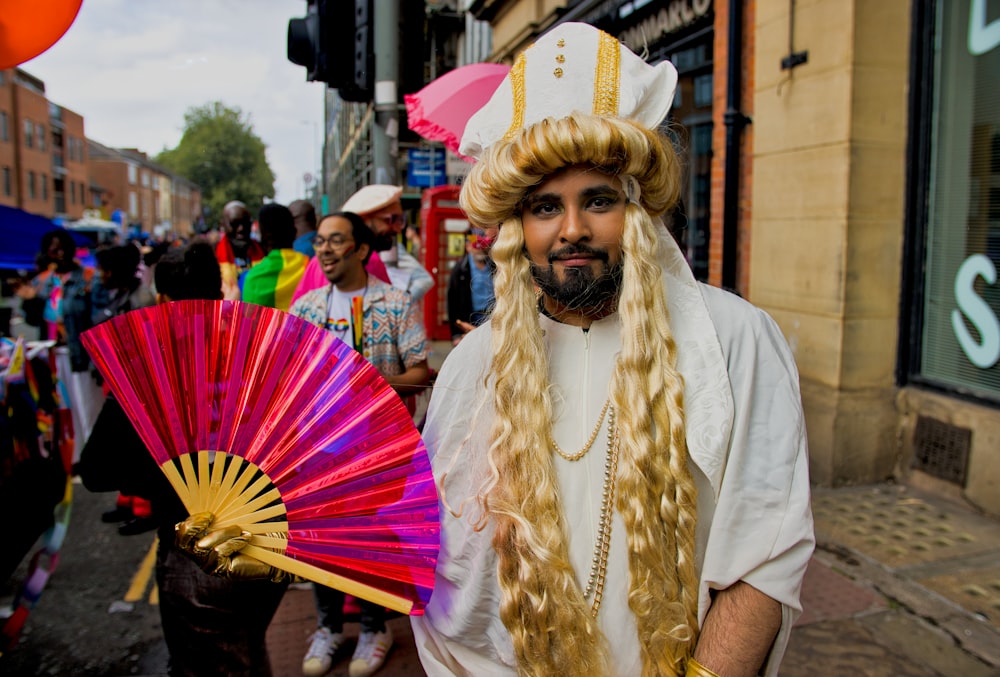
[410,22,814,677]
[292,185,434,304]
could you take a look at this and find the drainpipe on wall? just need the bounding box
[722,0,750,292]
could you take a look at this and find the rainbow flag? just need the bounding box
[239,249,310,311]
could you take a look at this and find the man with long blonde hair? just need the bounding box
[409,22,814,677]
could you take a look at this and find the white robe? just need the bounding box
[411,240,814,676]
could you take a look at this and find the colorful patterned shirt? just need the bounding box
[289,277,427,378]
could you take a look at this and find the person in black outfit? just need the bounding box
[76,242,288,677]
[446,226,495,345]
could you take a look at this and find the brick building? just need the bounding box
[88,141,202,237]
[0,68,89,220]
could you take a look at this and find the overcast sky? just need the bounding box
[23,0,326,207]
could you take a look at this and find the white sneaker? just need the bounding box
[302,626,344,677]
[348,626,393,677]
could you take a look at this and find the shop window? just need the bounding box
[693,74,713,109]
[904,0,1000,403]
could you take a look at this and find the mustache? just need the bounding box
[547,243,610,264]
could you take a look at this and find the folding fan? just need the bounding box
[80,300,438,615]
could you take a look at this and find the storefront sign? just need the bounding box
[618,0,713,53]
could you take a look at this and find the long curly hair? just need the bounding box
[458,114,700,676]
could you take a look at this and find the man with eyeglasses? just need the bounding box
[215,200,264,298]
[292,186,434,305]
[289,210,429,677]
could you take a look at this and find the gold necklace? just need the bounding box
[550,398,611,462]
[582,406,618,618]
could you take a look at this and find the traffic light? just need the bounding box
[287,0,373,102]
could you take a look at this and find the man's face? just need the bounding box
[47,238,69,267]
[466,227,492,264]
[315,216,366,286]
[367,201,404,252]
[521,165,625,313]
[223,206,252,245]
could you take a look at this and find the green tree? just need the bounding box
[157,102,275,227]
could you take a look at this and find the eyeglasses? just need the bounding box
[314,234,354,250]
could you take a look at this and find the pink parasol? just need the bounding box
[404,62,510,160]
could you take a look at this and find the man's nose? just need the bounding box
[559,205,591,242]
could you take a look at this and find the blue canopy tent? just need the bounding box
[0,205,91,271]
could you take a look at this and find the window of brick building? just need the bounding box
[41,174,48,201]
[2,167,10,196]
[36,123,45,151]
[27,171,36,199]
[24,119,33,148]
[0,112,8,142]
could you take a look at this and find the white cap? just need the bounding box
[459,22,678,160]
[341,185,403,216]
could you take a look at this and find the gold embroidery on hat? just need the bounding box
[556,54,565,63]
[557,38,565,47]
[503,52,527,141]
[554,67,564,77]
[592,31,620,116]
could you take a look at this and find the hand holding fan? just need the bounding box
[80,300,438,615]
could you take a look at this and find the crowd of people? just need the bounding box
[2,21,813,677]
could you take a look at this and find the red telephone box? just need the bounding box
[420,185,470,340]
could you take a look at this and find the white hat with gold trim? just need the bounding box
[458,22,678,160]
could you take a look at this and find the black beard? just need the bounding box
[372,232,395,252]
[529,245,623,311]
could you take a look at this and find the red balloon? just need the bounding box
[0,0,84,69]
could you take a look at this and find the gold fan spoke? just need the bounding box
[244,527,290,543]
[213,499,287,529]
[160,460,193,510]
[246,535,290,551]
[213,457,255,514]
[178,454,200,513]
[241,544,413,615]
[209,451,229,508]
[197,451,211,511]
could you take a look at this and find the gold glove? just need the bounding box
[685,658,723,677]
[175,512,290,583]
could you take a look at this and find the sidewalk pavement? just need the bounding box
[265,482,1000,677]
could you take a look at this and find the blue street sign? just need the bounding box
[408,148,447,187]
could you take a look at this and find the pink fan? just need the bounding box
[80,300,438,615]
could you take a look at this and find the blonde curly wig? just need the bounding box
[458,113,700,677]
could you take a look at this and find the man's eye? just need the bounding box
[589,195,617,209]
[531,202,560,216]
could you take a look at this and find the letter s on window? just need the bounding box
[951,254,1000,369]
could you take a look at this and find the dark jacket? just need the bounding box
[447,255,474,339]
[77,396,184,524]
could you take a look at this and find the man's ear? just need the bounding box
[359,242,372,264]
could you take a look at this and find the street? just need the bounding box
[3,481,1000,676]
